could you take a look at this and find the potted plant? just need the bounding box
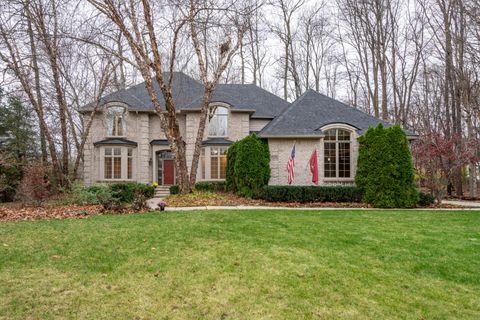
[158,200,167,211]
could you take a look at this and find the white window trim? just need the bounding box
[322,126,355,181]
[200,146,228,181]
[99,146,136,182]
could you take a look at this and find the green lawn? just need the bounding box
[1,210,479,319]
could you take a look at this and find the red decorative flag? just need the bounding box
[309,148,318,185]
[287,144,296,184]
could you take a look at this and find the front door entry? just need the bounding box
[163,160,174,185]
[157,150,175,185]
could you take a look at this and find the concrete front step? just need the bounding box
[155,193,170,197]
[154,186,171,198]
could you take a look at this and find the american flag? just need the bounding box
[287,144,296,184]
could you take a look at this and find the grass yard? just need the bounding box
[1,210,479,319]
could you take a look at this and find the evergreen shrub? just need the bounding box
[355,124,418,208]
[226,134,270,197]
[195,181,226,192]
[256,185,363,203]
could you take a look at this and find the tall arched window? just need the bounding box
[324,129,351,178]
[208,106,228,137]
[105,106,127,136]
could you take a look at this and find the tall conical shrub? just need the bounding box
[355,124,418,208]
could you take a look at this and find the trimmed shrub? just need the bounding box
[225,141,238,192]
[110,182,136,202]
[418,192,436,207]
[73,182,154,205]
[96,187,122,211]
[227,134,270,198]
[255,185,363,203]
[195,181,226,192]
[110,182,154,202]
[355,124,419,208]
[75,184,110,205]
[135,183,155,199]
[85,185,109,194]
[169,185,180,195]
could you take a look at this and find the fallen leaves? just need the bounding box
[0,203,153,222]
[165,191,371,208]
[164,191,463,209]
[0,204,103,222]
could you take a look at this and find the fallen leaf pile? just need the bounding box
[0,204,103,222]
[0,203,154,222]
[165,192,236,207]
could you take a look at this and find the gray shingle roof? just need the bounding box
[83,72,204,112]
[259,90,417,137]
[81,72,289,119]
[182,84,290,118]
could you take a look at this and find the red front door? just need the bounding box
[163,160,174,185]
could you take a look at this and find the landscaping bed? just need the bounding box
[0,202,153,222]
[165,191,461,209]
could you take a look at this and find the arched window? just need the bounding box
[324,129,351,178]
[208,106,228,137]
[105,105,127,136]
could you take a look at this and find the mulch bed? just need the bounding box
[164,191,461,209]
[0,203,153,222]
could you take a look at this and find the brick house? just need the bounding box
[79,72,415,186]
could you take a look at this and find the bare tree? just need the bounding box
[337,0,394,120]
[0,0,64,183]
[87,0,251,193]
[269,0,304,100]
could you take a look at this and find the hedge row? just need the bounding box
[255,185,363,203]
[195,181,226,192]
[169,185,180,195]
[169,181,226,195]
